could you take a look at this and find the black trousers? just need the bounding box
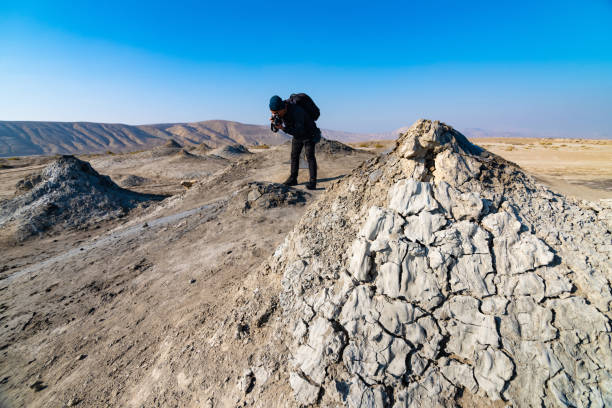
[290,138,317,182]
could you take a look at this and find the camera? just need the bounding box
[270,114,283,132]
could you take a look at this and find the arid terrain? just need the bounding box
[0,127,611,407]
[0,139,373,407]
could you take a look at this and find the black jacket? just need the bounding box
[282,102,319,140]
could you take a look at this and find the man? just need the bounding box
[269,95,319,190]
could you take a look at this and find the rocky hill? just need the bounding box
[264,119,612,407]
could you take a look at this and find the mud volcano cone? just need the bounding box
[269,119,612,407]
[0,155,164,240]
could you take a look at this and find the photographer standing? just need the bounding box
[269,94,320,190]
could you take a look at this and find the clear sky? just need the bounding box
[1,1,611,136]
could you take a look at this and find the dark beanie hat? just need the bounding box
[269,95,285,111]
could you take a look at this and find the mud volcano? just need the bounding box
[270,120,612,407]
[0,155,165,240]
[209,144,252,159]
[316,138,356,155]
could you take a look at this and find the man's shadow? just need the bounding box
[296,174,346,190]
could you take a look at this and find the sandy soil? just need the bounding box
[474,137,612,201]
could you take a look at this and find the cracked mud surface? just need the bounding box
[268,120,612,407]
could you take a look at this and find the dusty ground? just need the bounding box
[0,136,610,407]
[350,137,612,201]
[0,143,372,407]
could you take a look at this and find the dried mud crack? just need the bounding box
[266,119,612,407]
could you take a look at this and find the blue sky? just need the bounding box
[1,1,611,136]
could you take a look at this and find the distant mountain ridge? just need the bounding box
[1,119,406,158]
[0,120,294,157]
[2,119,595,157]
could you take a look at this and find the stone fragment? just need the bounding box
[397,244,444,308]
[293,317,346,384]
[388,179,438,216]
[349,237,372,281]
[499,272,546,302]
[481,296,509,316]
[237,369,254,394]
[373,296,422,336]
[29,380,47,392]
[547,371,581,408]
[346,377,389,408]
[289,371,320,405]
[501,296,557,342]
[438,296,499,360]
[474,348,514,400]
[282,260,308,296]
[484,212,554,275]
[426,247,445,272]
[377,262,401,298]
[433,181,453,214]
[393,368,458,407]
[481,211,521,238]
[405,315,443,360]
[307,287,341,320]
[432,221,490,258]
[403,211,447,245]
[342,324,412,384]
[548,297,610,335]
[566,254,612,313]
[359,206,404,245]
[449,253,495,297]
[292,319,307,341]
[374,238,408,265]
[340,286,377,335]
[439,357,479,394]
[451,192,484,221]
[432,149,480,186]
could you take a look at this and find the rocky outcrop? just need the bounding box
[269,120,612,407]
[0,156,165,240]
[316,138,356,155]
[228,182,308,214]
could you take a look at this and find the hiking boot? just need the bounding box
[283,176,298,187]
[306,181,317,190]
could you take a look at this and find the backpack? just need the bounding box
[287,93,320,121]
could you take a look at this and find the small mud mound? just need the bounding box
[118,174,150,188]
[209,144,253,159]
[266,119,612,407]
[229,182,308,214]
[0,156,165,240]
[316,138,356,155]
[148,140,183,157]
